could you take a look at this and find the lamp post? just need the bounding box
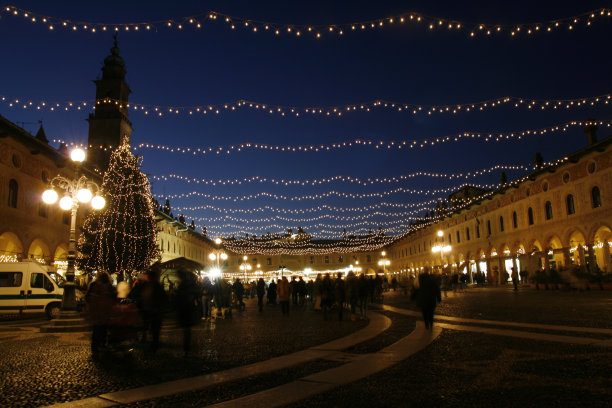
[378,250,390,275]
[431,230,451,273]
[208,238,228,279]
[240,255,252,281]
[42,148,105,314]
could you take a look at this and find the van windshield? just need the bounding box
[48,272,66,287]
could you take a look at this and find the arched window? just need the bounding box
[545,201,553,220]
[499,216,504,232]
[456,231,461,243]
[528,207,534,225]
[566,195,575,215]
[466,227,470,241]
[592,186,602,208]
[8,179,18,208]
[487,220,492,236]
[512,211,518,228]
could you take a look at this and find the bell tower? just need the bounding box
[87,35,133,173]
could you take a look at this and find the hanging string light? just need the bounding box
[4,93,611,119]
[149,164,530,186]
[49,119,612,161]
[3,5,610,39]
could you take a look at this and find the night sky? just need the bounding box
[2,1,611,240]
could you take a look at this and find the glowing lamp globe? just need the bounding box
[215,238,222,245]
[209,253,217,261]
[59,196,73,210]
[220,253,228,260]
[42,189,58,204]
[76,188,93,203]
[70,148,86,163]
[91,195,106,210]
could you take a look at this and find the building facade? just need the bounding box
[386,127,612,284]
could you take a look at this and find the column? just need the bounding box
[603,241,611,273]
[561,247,572,267]
[587,244,596,272]
[578,245,587,273]
[543,252,550,272]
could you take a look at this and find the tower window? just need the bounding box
[499,216,504,232]
[512,211,518,228]
[528,207,534,225]
[487,220,492,236]
[466,227,470,241]
[456,231,461,243]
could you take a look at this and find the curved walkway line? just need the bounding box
[206,322,441,408]
[382,304,612,335]
[45,312,391,408]
[383,305,612,347]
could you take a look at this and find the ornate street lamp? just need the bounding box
[42,148,105,314]
[378,250,390,275]
[431,230,451,272]
[240,255,252,281]
[208,238,228,278]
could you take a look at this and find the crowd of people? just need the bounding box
[85,265,445,360]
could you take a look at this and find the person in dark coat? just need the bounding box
[334,273,346,321]
[232,278,246,311]
[201,276,212,318]
[256,278,266,312]
[267,279,277,305]
[86,271,116,358]
[320,274,334,320]
[129,263,167,353]
[414,269,442,329]
[358,273,369,317]
[175,269,200,356]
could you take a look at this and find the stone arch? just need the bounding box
[0,232,24,261]
[591,225,612,272]
[566,228,587,248]
[27,238,51,263]
[588,222,612,244]
[53,244,69,273]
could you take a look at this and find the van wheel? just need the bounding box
[46,303,61,320]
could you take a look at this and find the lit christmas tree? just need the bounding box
[78,139,159,279]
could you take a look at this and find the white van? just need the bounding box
[0,261,64,319]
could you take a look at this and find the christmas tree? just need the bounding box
[78,139,159,279]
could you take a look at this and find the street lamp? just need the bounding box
[42,148,105,314]
[208,242,228,278]
[431,230,451,272]
[378,250,390,275]
[240,255,252,281]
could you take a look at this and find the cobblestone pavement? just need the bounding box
[0,299,366,408]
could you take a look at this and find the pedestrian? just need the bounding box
[511,267,519,291]
[256,278,266,312]
[297,276,307,307]
[358,273,369,317]
[321,273,334,320]
[290,276,299,306]
[267,279,277,305]
[346,271,359,317]
[201,276,212,318]
[412,268,442,329]
[233,278,246,311]
[129,263,167,353]
[86,271,116,358]
[334,273,346,321]
[277,276,292,315]
[175,269,200,357]
[313,274,322,311]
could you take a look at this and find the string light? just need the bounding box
[3,5,610,39]
[3,94,611,119]
[149,164,530,186]
[49,119,612,161]
[154,182,493,202]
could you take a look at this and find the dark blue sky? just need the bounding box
[1,1,611,239]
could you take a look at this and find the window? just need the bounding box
[266,258,272,265]
[562,172,570,184]
[566,195,575,215]
[448,234,451,244]
[487,220,492,236]
[310,256,314,264]
[587,161,596,174]
[12,154,21,168]
[592,186,602,208]
[499,216,504,232]
[30,273,45,288]
[38,203,48,218]
[512,212,518,229]
[456,231,461,243]
[8,179,18,208]
[545,201,553,220]
[466,227,470,241]
[325,255,329,264]
[160,239,164,252]
[338,256,343,263]
[528,207,534,225]
[542,181,549,192]
[0,272,23,287]
[476,224,480,238]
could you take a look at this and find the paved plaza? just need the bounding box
[0,286,611,407]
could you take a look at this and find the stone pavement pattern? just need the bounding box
[0,300,367,407]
